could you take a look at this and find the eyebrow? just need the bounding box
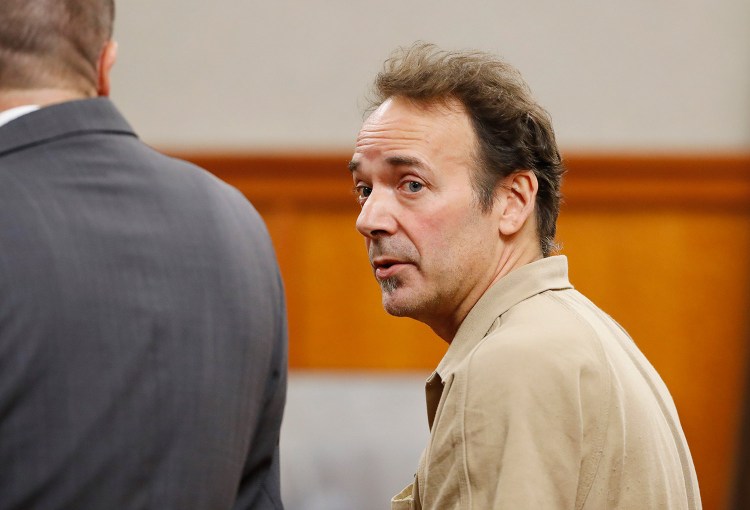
[347,155,424,173]
[385,155,423,168]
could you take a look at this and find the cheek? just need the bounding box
[441,212,497,259]
[404,199,493,260]
[411,212,471,260]
[409,216,449,254]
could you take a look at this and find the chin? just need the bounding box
[381,290,422,319]
[379,277,434,319]
[383,302,412,318]
[380,287,403,315]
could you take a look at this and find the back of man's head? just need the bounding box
[0,0,115,96]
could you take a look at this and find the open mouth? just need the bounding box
[373,259,408,279]
[373,258,400,271]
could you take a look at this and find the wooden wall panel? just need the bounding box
[177,151,750,510]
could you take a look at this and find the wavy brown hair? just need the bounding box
[370,43,565,257]
[0,0,115,94]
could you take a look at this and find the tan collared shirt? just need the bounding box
[392,256,701,509]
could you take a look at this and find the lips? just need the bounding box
[372,257,411,279]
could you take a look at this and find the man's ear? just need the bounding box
[497,170,538,236]
[96,40,118,97]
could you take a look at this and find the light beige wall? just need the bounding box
[111,0,750,151]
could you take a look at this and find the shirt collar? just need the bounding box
[0,105,40,128]
[0,99,135,158]
[435,255,573,379]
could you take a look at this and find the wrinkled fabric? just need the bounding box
[393,256,700,510]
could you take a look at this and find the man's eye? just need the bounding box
[355,185,372,199]
[406,181,423,193]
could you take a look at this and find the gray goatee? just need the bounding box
[379,277,399,293]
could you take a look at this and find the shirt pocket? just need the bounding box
[391,482,416,510]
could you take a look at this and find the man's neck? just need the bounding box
[428,237,544,343]
[0,88,91,112]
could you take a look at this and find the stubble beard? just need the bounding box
[378,275,412,317]
[369,237,421,317]
[378,273,442,320]
[379,276,400,294]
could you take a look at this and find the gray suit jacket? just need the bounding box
[0,98,287,509]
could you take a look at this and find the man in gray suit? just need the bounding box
[0,1,287,509]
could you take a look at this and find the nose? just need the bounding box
[355,189,397,239]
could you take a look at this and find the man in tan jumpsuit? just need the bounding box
[348,43,701,509]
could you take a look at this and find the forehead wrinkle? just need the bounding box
[353,95,478,173]
[354,125,442,160]
[356,120,430,145]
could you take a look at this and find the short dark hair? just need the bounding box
[0,0,115,94]
[370,43,565,257]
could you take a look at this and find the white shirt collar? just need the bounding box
[0,105,40,128]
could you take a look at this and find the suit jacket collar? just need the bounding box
[0,97,135,158]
